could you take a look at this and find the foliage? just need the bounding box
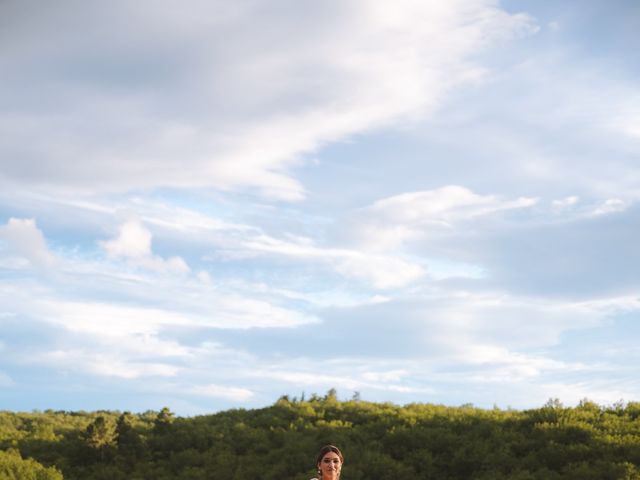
[1,395,640,479]
[0,449,63,480]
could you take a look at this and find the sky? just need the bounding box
[1,0,639,415]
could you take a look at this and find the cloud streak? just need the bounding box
[0,0,535,200]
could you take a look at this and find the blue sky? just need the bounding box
[1,0,639,415]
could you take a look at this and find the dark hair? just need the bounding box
[315,444,344,468]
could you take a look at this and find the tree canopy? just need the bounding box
[1,394,640,479]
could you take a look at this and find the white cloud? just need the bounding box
[41,350,181,379]
[33,293,315,337]
[604,95,640,140]
[7,289,315,380]
[0,218,55,267]
[0,0,535,200]
[592,198,626,215]
[241,233,425,289]
[101,219,190,274]
[0,241,320,378]
[439,291,630,349]
[102,220,152,258]
[190,384,254,401]
[552,195,579,209]
[361,370,408,383]
[3,2,640,414]
[532,381,640,407]
[197,270,212,284]
[210,293,318,329]
[316,289,640,363]
[461,346,579,382]
[250,365,432,395]
[621,121,640,139]
[333,253,424,289]
[366,185,538,225]
[90,360,179,379]
[138,255,190,274]
[350,185,538,250]
[39,300,191,337]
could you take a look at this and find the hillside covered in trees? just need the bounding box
[2,393,640,479]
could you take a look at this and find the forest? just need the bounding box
[2,392,640,479]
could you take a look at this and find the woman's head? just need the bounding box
[316,445,343,479]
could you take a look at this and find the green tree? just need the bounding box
[0,449,63,480]
[153,408,174,436]
[114,412,145,468]
[83,416,115,462]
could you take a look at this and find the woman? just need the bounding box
[311,444,343,480]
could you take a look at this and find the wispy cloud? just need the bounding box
[592,198,626,216]
[0,0,535,200]
[240,233,425,289]
[349,185,538,250]
[190,384,254,402]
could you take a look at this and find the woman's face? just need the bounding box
[318,451,342,478]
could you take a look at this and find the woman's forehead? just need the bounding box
[322,452,341,460]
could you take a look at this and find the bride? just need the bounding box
[311,445,343,480]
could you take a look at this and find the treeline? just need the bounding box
[2,392,640,479]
